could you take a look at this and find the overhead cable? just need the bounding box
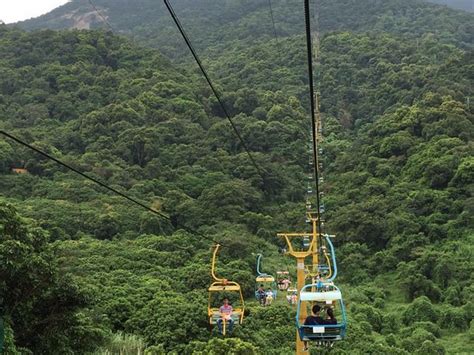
[303,0,322,233]
[88,0,114,32]
[267,0,278,41]
[163,0,268,181]
[1,130,224,248]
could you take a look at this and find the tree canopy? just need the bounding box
[1,0,473,353]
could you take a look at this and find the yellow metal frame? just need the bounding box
[277,213,336,354]
[207,244,245,336]
[277,213,318,259]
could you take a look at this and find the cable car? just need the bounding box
[255,254,277,306]
[277,271,291,291]
[287,287,298,305]
[208,245,244,336]
[296,282,347,343]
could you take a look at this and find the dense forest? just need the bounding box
[1,0,473,354]
[426,0,473,12]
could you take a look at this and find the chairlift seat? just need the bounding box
[256,275,275,283]
[299,324,345,341]
[209,309,244,325]
[208,284,241,292]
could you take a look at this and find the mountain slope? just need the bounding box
[16,0,474,57]
[426,0,473,12]
[1,1,473,354]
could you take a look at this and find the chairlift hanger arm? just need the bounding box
[211,244,225,283]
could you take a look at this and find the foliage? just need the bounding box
[0,0,472,353]
[0,203,106,353]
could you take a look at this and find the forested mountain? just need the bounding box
[17,0,473,55]
[1,0,473,354]
[426,0,473,12]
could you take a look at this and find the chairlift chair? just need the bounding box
[296,283,347,343]
[208,245,244,336]
[255,254,277,304]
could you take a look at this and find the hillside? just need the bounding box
[426,0,473,12]
[1,0,473,354]
[16,0,474,57]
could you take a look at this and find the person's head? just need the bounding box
[260,284,264,288]
[326,307,334,319]
[267,288,272,291]
[312,304,321,315]
[222,298,229,305]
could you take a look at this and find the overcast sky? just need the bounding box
[0,0,70,24]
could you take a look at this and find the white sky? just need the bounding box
[0,0,70,24]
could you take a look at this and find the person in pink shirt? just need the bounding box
[217,298,234,334]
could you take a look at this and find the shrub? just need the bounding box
[438,306,469,331]
[382,313,401,334]
[402,296,438,325]
[401,328,436,353]
[414,340,445,355]
[352,304,383,333]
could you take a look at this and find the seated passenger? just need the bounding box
[265,288,274,306]
[324,307,337,325]
[303,305,324,351]
[217,298,234,334]
[290,292,297,305]
[304,304,324,325]
[279,278,291,290]
[257,284,266,306]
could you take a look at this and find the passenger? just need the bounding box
[278,277,290,291]
[278,280,285,290]
[265,288,274,306]
[290,291,297,305]
[257,284,266,306]
[217,298,234,334]
[303,305,324,351]
[324,307,337,325]
[304,304,324,325]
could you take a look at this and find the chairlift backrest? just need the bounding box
[299,290,342,302]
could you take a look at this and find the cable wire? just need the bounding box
[267,0,278,41]
[1,130,223,248]
[163,0,268,182]
[88,0,114,32]
[303,0,322,233]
